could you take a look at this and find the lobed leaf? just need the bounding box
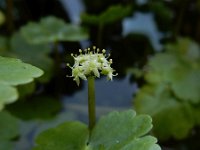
[135,84,195,140]
[33,110,160,150]
[81,5,132,25]
[33,121,89,150]
[0,56,43,110]
[20,16,89,44]
[88,110,160,150]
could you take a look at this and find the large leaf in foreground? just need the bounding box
[33,122,88,150]
[88,110,160,150]
[33,110,160,150]
[20,16,88,44]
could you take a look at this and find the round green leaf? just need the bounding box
[20,16,89,44]
[143,37,200,104]
[170,69,200,103]
[0,56,43,110]
[135,85,195,140]
[34,121,89,150]
[89,110,160,150]
[10,33,54,82]
[144,53,178,84]
[0,56,43,86]
[81,5,132,25]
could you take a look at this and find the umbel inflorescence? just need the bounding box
[67,46,117,86]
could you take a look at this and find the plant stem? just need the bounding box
[97,23,104,47]
[53,41,61,96]
[173,0,188,39]
[88,76,96,133]
[6,0,14,35]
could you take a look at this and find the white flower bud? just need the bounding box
[67,47,117,85]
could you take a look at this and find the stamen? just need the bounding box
[66,75,73,78]
[113,72,118,76]
[66,63,73,69]
[102,49,106,53]
[106,53,111,59]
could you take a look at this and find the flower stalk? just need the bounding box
[67,46,117,135]
[88,76,96,132]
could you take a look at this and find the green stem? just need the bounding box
[53,41,61,96]
[173,0,188,39]
[6,0,14,35]
[97,23,104,47]
[54,41,60,68]
[88,76,96,133]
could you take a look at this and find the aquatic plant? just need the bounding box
[33,47,161,150]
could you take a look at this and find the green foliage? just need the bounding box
[34,110,160,150]
[11,33,53,82]
[20,16,89,44]
[134,38,200,140]
[0,56,42,85]
[135,84,195,140]
[0,111,19,150]
[34,122,89,150]
[88,110,160,150]
[81,5,132,25]
[0,33,54,83]
[0,56,43,110]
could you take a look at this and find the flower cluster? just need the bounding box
[67,46,117,86]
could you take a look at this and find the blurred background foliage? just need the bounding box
[0,0,200,150]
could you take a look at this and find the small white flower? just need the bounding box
[67,47,117,85]
[72,66,87,86]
